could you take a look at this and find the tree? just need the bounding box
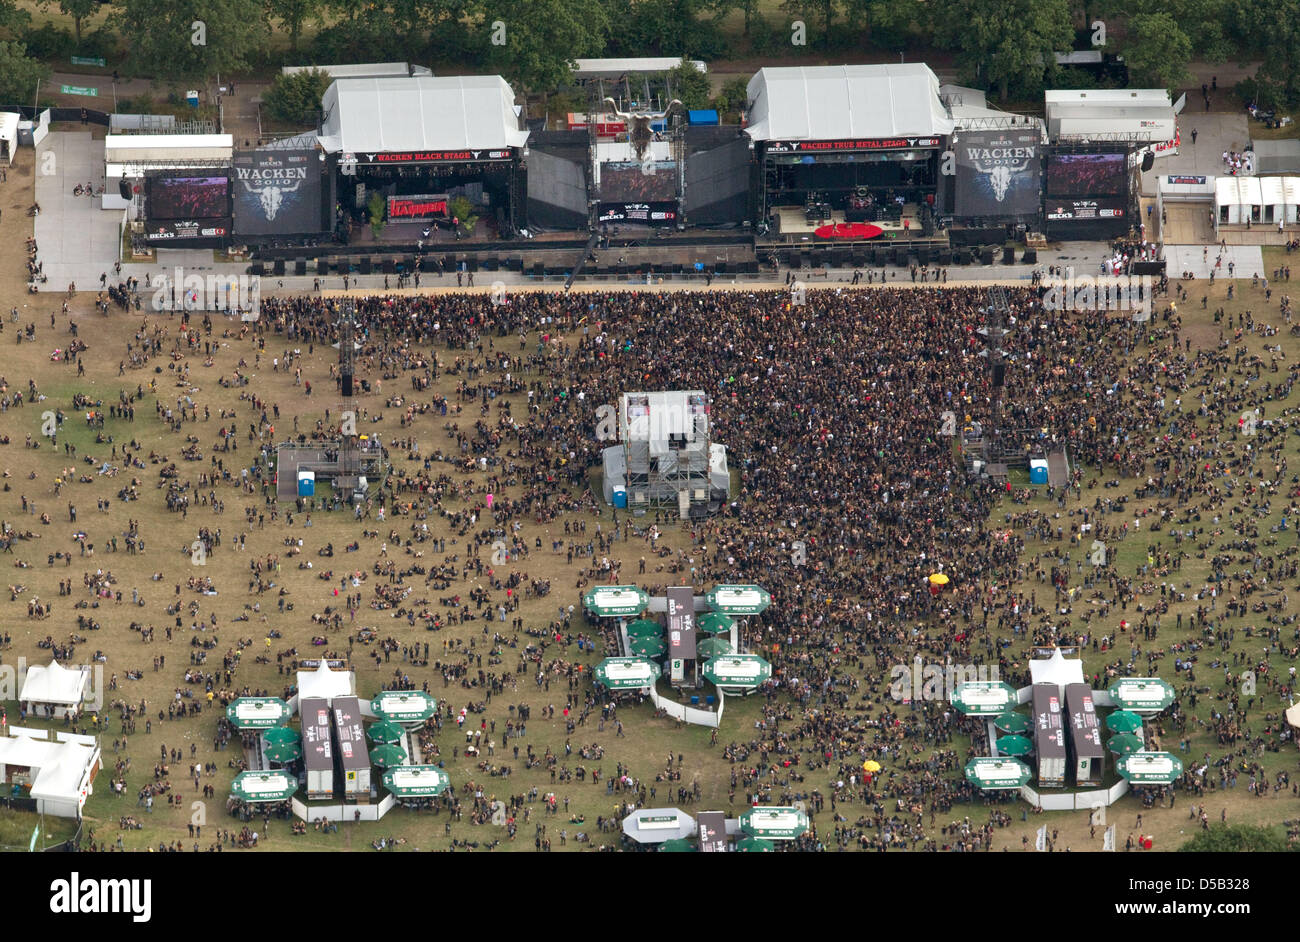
[0,0,28,32]
[0,41,51,107]
[780,0,841,50]
[111,0,270,80]
[932,0,1073,101]
[1233,0,1300,108]
[480,0,608,96]
[449,195,478,237]
[1122,12,1192,92]
[264,0,321,54]
[666,57,711,110]
[367,191,386,239]
[46,0,98,45]
[842,0,923,51]
[714,75,750,118]
[263,67,329,125]
[1180,825,1293,853]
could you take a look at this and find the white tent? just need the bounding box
[0,111,18,163]
[319,76,529,154]
[1027,648,1085,694]
[1260,176,1286,224]
[1284,178,1300,224]
[744,64,955,142]
[19,660,91,718]
[1216,176,1262,227]
[295,659,355,705]
[0,732,100,817]
[1287,703,1300,745]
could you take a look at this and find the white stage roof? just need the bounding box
[19,660,90,706]
[320,76,529,154]
[745,64,954,142]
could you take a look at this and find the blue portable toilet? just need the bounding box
[186,89,200,108]
[1028,459,1049,485]
[613,486,628,509]
[297,470,315,496]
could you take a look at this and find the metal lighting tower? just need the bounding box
[976,285,1013,466]
[334,302,362,501]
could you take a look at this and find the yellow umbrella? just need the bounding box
[928,573,949,586]
[862,760,882,773]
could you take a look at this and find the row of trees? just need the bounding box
[1,0,1299,108]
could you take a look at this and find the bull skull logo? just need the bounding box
[257,180,301,221]
[988,161,1030,202]
[603,97,681,164]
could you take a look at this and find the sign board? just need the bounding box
[355,150,513,164]
[386,194,449,220]
[597,201,677,225]
[60,85,98,97]
[954,129,1042,218]
[697,811,727,852]
[667,586,696,661]
[71,56,106,67]
[764,137,943,153]
[232,149,323,236]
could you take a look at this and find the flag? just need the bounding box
[1103,824,1116,852]
[1035,825,1047,851]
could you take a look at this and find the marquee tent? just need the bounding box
[296,660,355,705]
[319,76,529,155]
[19,660,92,718]
[744,64,955,143]
[622,807,697,844]
[0,731,100,817]
[0,112,18,164]
[1216,175,1262,227]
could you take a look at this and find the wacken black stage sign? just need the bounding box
[351,149,514,164]
[764,137,943,153]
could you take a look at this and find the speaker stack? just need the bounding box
[1002,246,1015,265]
[1022,249,1038,264]
[272,259,286,276]
[981,247,995,266]
[294,258,307,276]
[382,258,396,274]
[316,258,328,275]
[359,257,372,275]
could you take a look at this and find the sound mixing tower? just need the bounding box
[335,303,362,501]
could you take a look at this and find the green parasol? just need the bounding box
[366,720,405,745]
[262,739,303,763]
[735,836,775,852]
[1107,733,1144,755]
[705,584,772,615]
[702,655,772,689]
[659,838,696,852]
[696,637,734,658]
[994,712,1032,734]
[964,757,1033,789]
[1115,751,1184,785]
[593,657,661,690]
[583,585,649,618]
[224,696,292,729]
[370,689,437,724]
[382,765,451,797]
[1106,710,1144,733]
[625,619,664,639]
[995,735,1033,757]
[628,635,668,658]
[229,770,297,802]
[739,806,809,840]
[369,743,408,768]
[697,611,736,635]
[262,726,301,747]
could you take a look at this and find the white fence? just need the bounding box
[290,793,398,822]
[647,684,722,728]
[1019,778,1129,811]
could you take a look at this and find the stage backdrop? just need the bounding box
[232,149,323,236]
[954,130,1042,218]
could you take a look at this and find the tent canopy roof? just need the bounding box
[744,64,954,142]
[320,76,529,154]
[1027,649,1085,690]
[19,660,90,705]
[295,660,355,703]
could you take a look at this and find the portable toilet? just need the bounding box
[1029,459,1049,485]
[186,89,200,108]
[297,470,315,496]
[613,486,628,509]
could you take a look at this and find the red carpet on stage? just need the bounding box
[813,222,883,240]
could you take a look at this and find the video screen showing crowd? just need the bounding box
[144,174,233,245]
[1042,147,1132,239]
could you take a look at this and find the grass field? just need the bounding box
[2,136,1300,853]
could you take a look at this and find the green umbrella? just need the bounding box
[1116,751,1184,785]
[367,720,405,745]
[696,636,734,658]
[735,836,775,852]
[697,611,735,635]
[739,806,809,840]
[369,743,408,768]
[1106,710,1143,733]
[1108,678,1176,713]
[703,655,772,689]
[229,770,297,802]
[263,740,303,763]
[994,712,1032,734]
[382,765,451,797]
[995,735,1033,757]
[659,838,696,852]
[628,635,667,658]
[225,696,292,729]
[370,690,437,724]
[706,584,771,615]
[1107,733,1144,755]
[593,657,661,690]
[625,619,663,639]
[949,681,1019,716]
[583,585,649,618]
[964,757,1033,790]
[262,726,301,747]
